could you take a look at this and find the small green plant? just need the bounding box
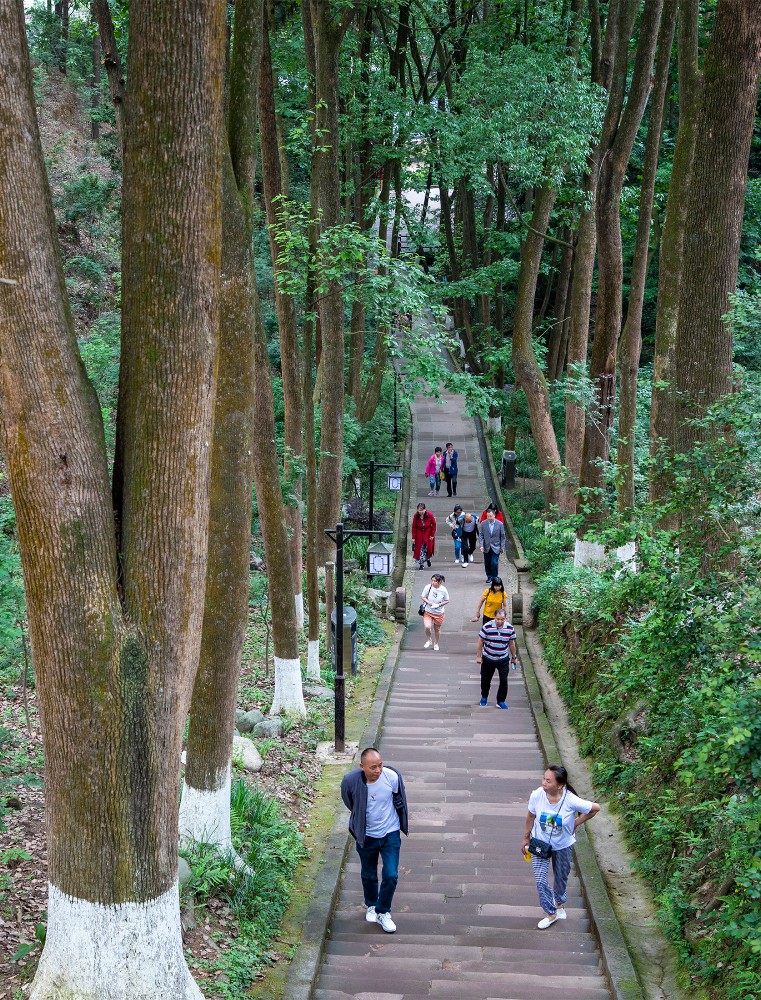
[180,781,307,997]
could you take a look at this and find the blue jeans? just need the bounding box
[483,548,500,581]
[356,829,400,914]
[453,536,462,560]
[429,473,441,492]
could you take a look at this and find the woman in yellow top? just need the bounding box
[471,577,509,625]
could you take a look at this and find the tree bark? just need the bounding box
[1,0,226,993]
[92,0,125,147]
[672,0,761,452]
[616,0,675,513]
[180,0,263,851]
[649,0,700,499]
[310,0,353,566]
[579,0,663,532]
[90,6,101,141]
[511,183,571,515]
[547,230,574,383]
[259,3,305,625]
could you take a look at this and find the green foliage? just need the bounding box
[0,495,25,681]
[522,390,761,1000]
[180,781,307,997]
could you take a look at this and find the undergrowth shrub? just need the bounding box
[180,781,307,997]
[520,391,761,1000]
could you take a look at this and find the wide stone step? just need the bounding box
[323,939,601,966]
[317,969,611,999]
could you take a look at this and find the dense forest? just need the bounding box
[0,0,759,998]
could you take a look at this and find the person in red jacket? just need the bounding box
[411,503,436,568]
[479,502,505,524]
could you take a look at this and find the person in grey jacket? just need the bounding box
[478,508,507,582]
[340,747,409,933]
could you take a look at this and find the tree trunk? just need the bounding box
[180,151,256,852]
[180,0,262,852]
[301,1,321,680]
[672,0,761,453]
[617,0,675,513]
[55,0,69,73]
[563,0,627,493]
[649,0,700,500]
[563,177,598,486]
[1,1,226,994]
[259,4,305,626]
[579,0,663,532]
[90,6,101,141]
[91,0,125,147]
[310,0,351,566]
[547,230,573,383]
[511,183,571,515]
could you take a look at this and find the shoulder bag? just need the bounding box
[528,790,567,860]
[418,584,431,617]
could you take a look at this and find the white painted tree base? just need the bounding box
[270,655,306,718]
[30,884,202,1000]
[574,538,638,574]
[486,416,502,433]
[179,765,232,852]
[306,638,320,681]
[294,592,304,630]
[179,764,251,872]
[574,538,606,567]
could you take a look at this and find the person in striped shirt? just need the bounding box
[475,609,519,709]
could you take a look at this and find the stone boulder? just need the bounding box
[235,708,265,733]
[232,734,263,772]
[304,683,333,700]
[253,717,283,739]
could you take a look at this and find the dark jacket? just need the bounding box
[478,518,506,554]
[340,766,409,847]
[443,449,458,478]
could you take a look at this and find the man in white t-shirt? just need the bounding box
[340,747,409,933]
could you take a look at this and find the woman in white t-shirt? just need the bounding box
[521,765,600,929]
[421,573,449,651]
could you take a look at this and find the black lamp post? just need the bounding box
[324,522,392,753]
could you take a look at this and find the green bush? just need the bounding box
[518,391,761,1000]
[180,781,307,997]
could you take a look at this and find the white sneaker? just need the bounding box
[365,905,377,923]
[433,644,439,651]
[554,906,567,919]
[423,640,432,649]
[376,911,396,933]
[538,914,559,929]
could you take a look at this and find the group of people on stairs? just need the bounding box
[336,436,602,955]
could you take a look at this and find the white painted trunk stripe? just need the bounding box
[31,884,202,999]
[271,655,306,717]
[179,764,232,851]
[574,538,606,567]
[306,638,320,680]
[294,591,305,630]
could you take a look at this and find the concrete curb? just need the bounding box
[283,625,406,1000]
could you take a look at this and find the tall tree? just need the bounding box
[179,0,262,853]
[0,0,226,994]
[309,0,355,565]
[577,0,664,539]
[649,0,700,500]
[616,0,676,513]
[259,2,305,628]
[672,0,761,453]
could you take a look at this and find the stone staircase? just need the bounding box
[312,385,611,1000]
